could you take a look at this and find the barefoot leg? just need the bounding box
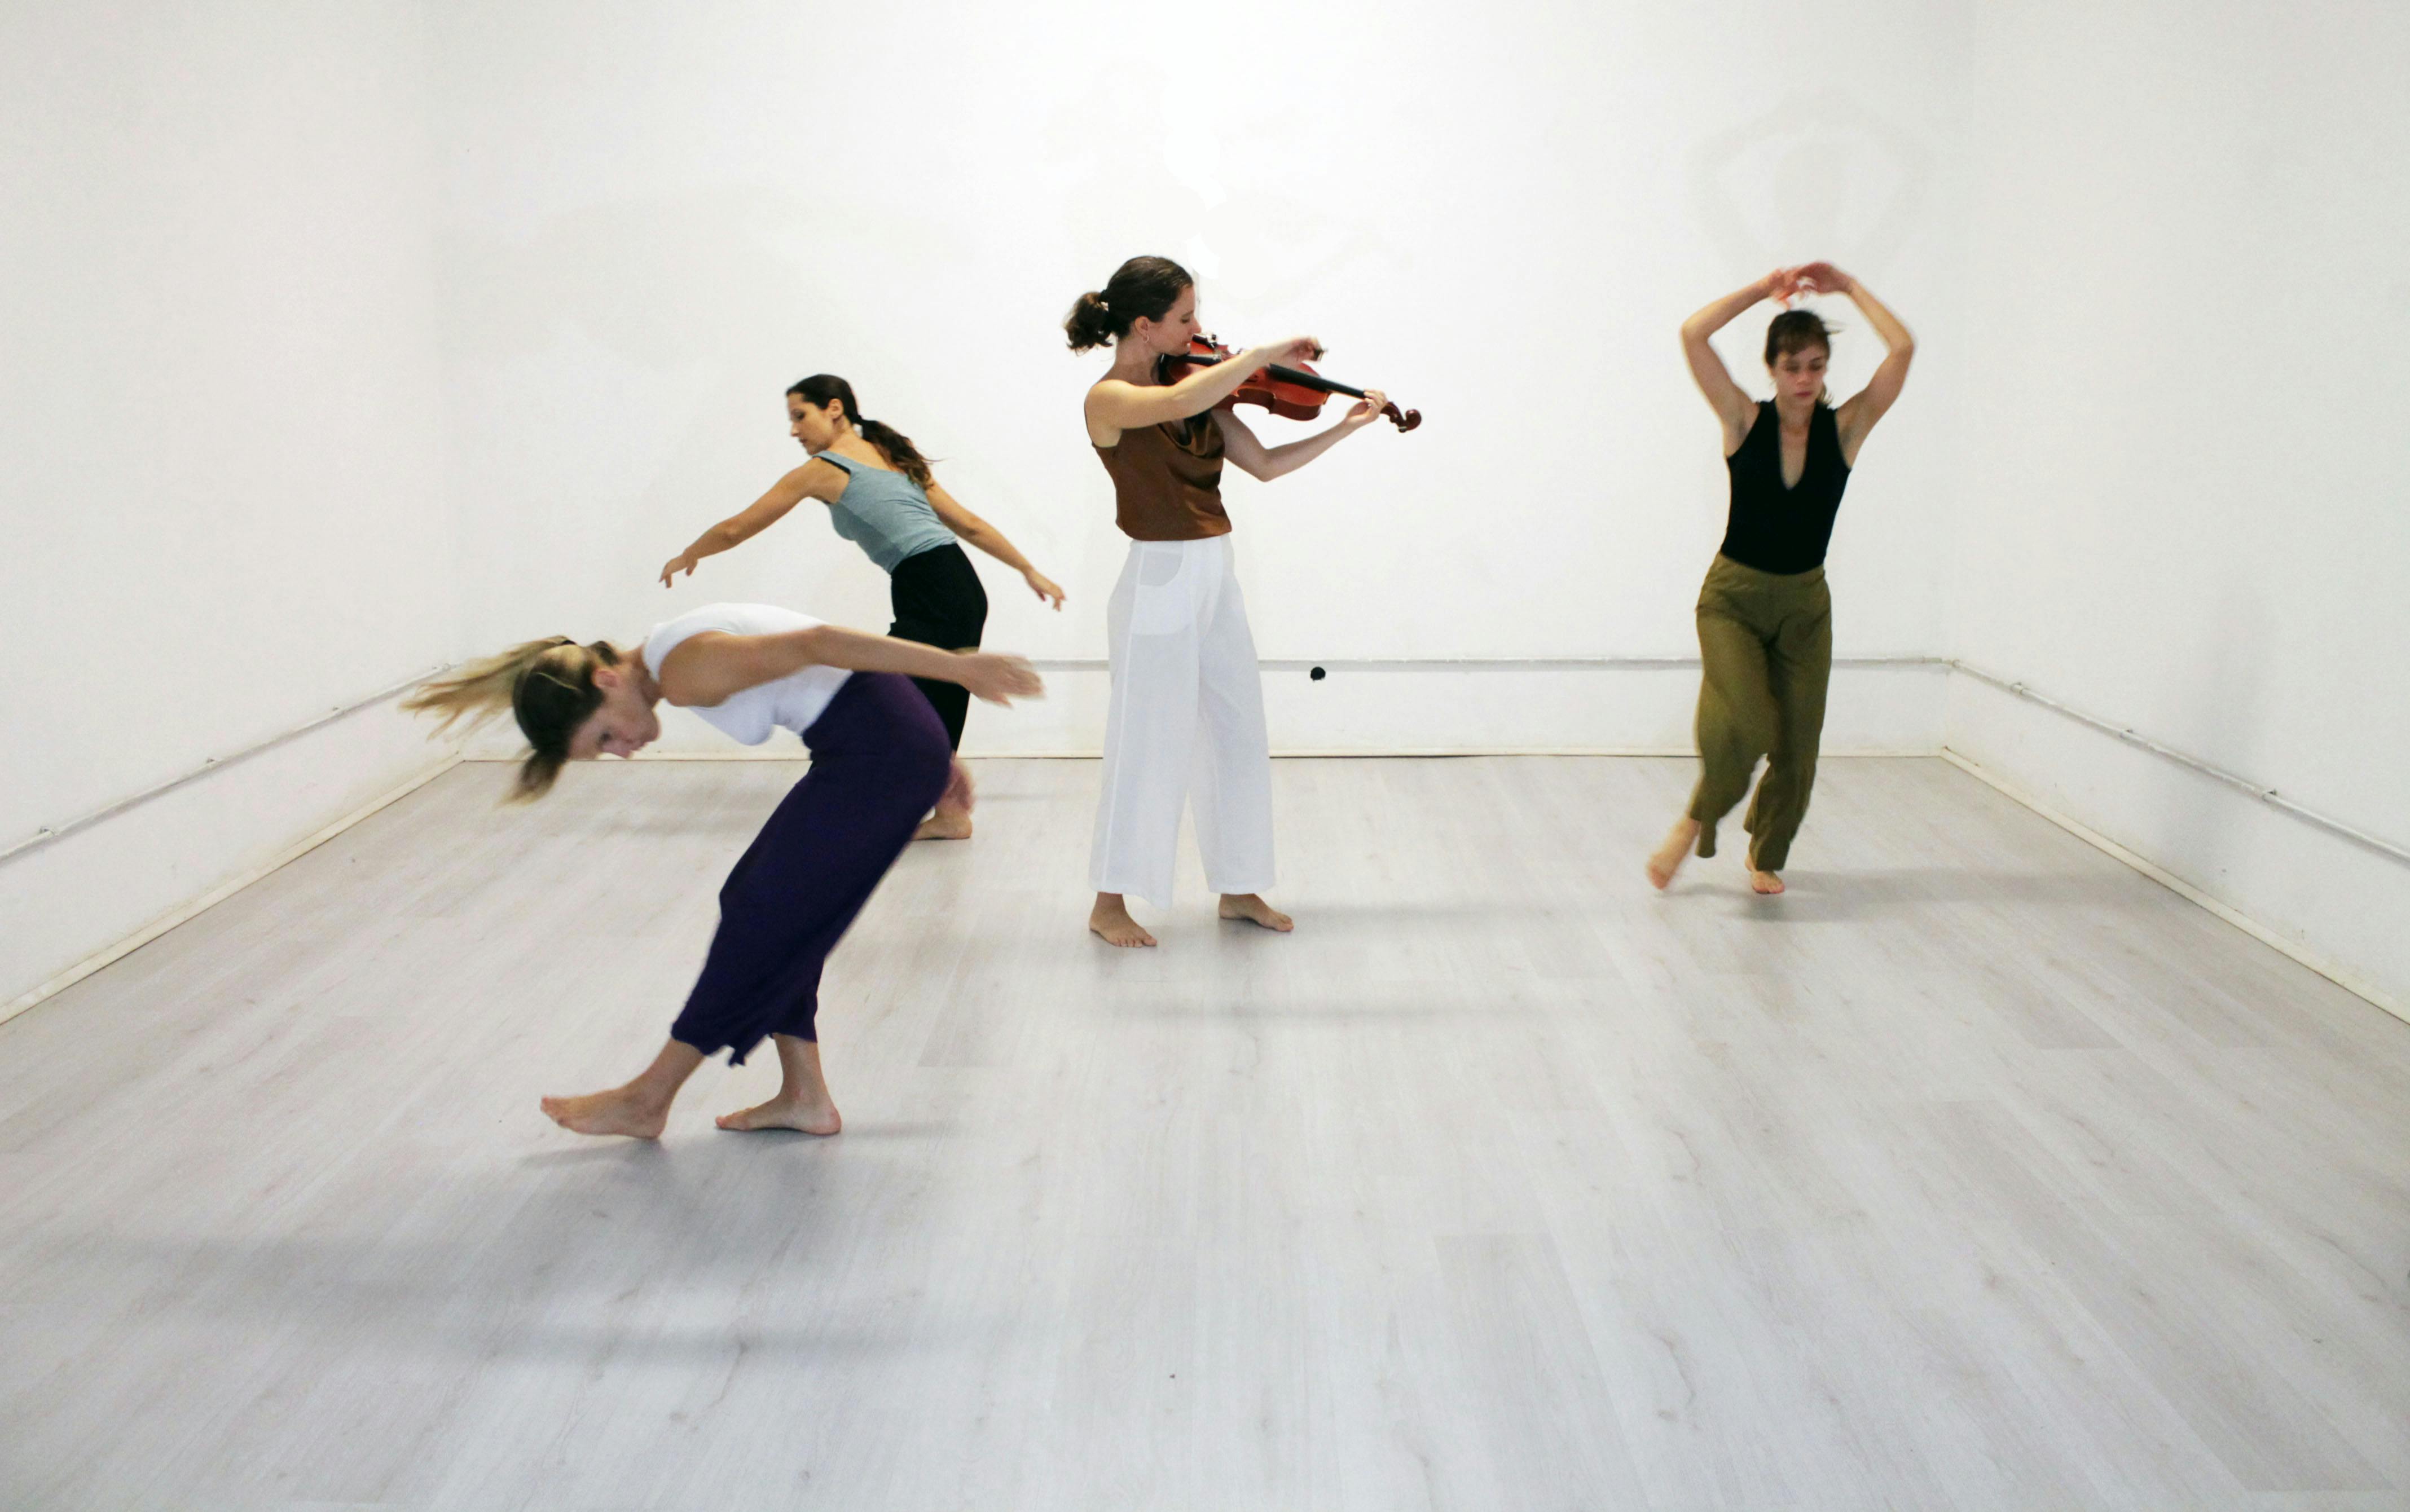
[1217,893,1293,932]
[717,1034,842,1134]
[1089,892,1158,948]
[1647,817,1701,890]
[1750,869,1786,895]
[539,1039,705,1139]
[914,759,975,841]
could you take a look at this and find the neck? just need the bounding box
[1775,393,1817,426]
[626,651,662,707]
[1109,340,1162,387]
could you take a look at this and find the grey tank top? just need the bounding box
[819,452,955,574]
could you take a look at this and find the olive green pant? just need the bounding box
[1686,554,1832,872]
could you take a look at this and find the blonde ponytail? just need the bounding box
[403,636,620,801]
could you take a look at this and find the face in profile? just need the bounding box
[788,395,847,453]
[1133,285,1200,357]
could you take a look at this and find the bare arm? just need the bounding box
[658,627,1042,709]
[658,460,845,587]
[1795,263,1915,463]
[1216,388,1391,482]
[1683,270,1795,453]
[1084,337,1322,444]
[926,480,1065,608]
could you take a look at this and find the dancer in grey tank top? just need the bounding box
[659,374,1066,839]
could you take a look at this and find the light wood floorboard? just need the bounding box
[2,756,2405,1510]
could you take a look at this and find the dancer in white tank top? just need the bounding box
[404,606,1041,1139]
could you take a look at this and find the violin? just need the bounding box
[1156,336,1422,433]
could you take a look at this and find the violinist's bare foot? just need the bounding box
[540,1086,670,1140]
[716,1095,841,1136]
[1090,893,1157,948]
[1218,893,1293,932]
[1647,818,1701,890]
[913,810,973,841]
[1751,869,1786,896]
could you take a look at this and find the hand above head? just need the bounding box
[1342,387,1390,430]
[1760,267,1805,305]
[957,651,1044,707]
[1023,569,1067,610]
[1791,261,1856,296]
[659,553,700,588]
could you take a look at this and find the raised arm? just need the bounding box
[1684,270,1795,453]
[657,627,1042,709]
[1084,336,1322,443]
[925,479,1065,609]
[1215,387,1391,482]
[1793,263,1915,464]
[658,460,846,587]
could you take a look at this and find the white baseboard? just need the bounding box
[1942,675,2407,1023]
[2,756,459,1027]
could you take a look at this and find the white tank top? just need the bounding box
[642,603,854,744]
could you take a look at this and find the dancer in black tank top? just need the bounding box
[1646,262,1916,896]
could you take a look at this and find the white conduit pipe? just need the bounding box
[8,656,2399,873]
[1,668,443,866]
[1946,660,2410,870]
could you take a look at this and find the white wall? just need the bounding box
[1946,0,2410,1009]
[1,2,461,1007]
[430,0,1967,756]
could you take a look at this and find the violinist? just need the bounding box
[1066,255,1392,948]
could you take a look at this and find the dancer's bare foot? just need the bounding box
[539,1087,670,1140]
[1750,869,1785,895]
[1647,818,1701,890]
[914,759,974,840]
[1089,893,1157,948]
[716,1095,842,1136]
[1218,893,1294,932]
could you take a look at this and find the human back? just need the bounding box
[644,603,852,746]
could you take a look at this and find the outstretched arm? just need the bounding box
[1085,337,1323,440]
[1216,389,1391,482]
[659,461,843,587]
[658,627,1042,709]
[925,480,1065,609]
[1684,270,1795,453]
[1794,263,1915,462]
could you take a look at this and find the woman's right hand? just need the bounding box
[659,553,700,588]
[957,651,1044,706]
[1760,267,1804,305]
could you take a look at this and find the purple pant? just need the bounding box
[669,672,951,1064]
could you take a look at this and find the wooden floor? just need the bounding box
[3,756,2407,1511]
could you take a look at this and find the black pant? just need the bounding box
[887,543,988,751]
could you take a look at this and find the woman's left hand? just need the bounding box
[1342,389,1390,430]
[1023,569,1067,610]
[1792,262,1855,296]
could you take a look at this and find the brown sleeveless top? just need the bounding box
[1094,411,1230,541]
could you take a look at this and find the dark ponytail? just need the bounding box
[786,373,934,488]
[1064,255,1194,351]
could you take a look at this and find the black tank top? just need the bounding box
[1718,401,1851,574]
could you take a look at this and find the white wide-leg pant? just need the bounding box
[1089,535,1275,908]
